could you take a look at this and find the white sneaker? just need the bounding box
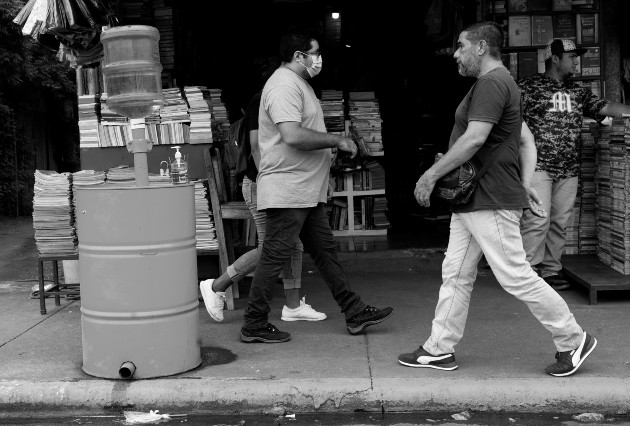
[281,297,327,321]
[200,279,225,322]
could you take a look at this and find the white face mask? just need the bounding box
[297,52,323,78]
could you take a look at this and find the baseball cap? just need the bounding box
[543,39,588,61]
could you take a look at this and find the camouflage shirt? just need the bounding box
[517,73,608,179]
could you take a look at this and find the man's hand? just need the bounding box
[337,137,357,159]
[524,185,547,218]
[414,171,437,207]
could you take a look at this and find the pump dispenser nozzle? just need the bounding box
[169,146,188,184]
[171,146,182,165]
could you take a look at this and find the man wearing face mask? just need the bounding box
[239,30,393,343]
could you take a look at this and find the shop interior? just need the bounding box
[165,0,480,244]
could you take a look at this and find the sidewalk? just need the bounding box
[0,216,629,416]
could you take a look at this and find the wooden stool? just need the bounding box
[37,254,80,315]
[203,146,252,309]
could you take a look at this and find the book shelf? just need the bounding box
[485,0,604,96]
[322,90,389,237]
[329,156,389,237]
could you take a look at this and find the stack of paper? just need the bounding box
[183,86,213,144]
[78,95,100,148]
[32,170,77,256]
[320,89,345,135]
[208,88,229,143]
[193,180,218,251]
[348,91,383,154]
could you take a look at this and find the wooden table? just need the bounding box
[562,254,630,305]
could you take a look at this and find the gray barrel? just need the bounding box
[76,184,201,379]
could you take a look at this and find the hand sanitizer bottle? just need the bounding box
[170,146,189,184]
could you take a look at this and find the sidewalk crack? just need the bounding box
[364,334,374,390]
[0,301,77,349]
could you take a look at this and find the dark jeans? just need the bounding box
[243,203,366,329]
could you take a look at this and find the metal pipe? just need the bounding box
[119,361,136,379]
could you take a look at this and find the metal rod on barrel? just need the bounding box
[128,118,152,187]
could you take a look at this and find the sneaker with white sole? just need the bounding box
[240,323,291,343]
[199,279,225,322]
[398,347,458,370]
[281,297,326,321]
[545,331,597,377]
[346,306,393,334]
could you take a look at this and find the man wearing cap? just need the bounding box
[518,38,630,291]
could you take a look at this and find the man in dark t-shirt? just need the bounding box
[397,22,596,377]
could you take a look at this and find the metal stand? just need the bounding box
[38,254,80,315]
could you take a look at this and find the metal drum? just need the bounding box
[76,184,201,379]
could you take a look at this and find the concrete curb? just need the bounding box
[1,377,628,414]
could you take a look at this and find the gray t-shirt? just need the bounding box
[256,67,331,210]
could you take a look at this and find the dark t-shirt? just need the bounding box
[450,67,529,213]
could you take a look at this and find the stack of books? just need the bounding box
[364,160,386,190]
[32,170,77,256]
[105,165,136,187]
[348,91,383,154]
[320,89,345,135]
[566,118,597,255]
[594,122,611,264]
[97,92,130,147]
[104,165,171,187]
[161,88,190,122]
[591,117,630,274]
[564,198,580,254]
[372,196,390,230]
[328,199,348,231]
[183,86,213,144]
[577,119,597,254]
[606,118,630,274]
[208,88,229,143]
[145,104,162,145]
[159,87,190,145]
[78,95,100,148]
[193,180,218,252]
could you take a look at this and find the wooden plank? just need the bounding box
[562,254,630,305]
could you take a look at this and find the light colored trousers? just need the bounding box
[226,176,303,289]
[520,171,578,278]
[423,209,583,355]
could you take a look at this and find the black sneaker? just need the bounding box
[240,323,291,343]
[544,274,571,291]
[398,347,458,370]
[545,331,597,377]
[346,306,393,335]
